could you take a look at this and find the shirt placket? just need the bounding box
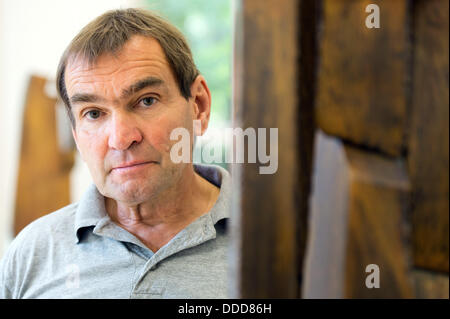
[130,214,217,298]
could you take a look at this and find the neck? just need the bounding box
[105,164,220,252]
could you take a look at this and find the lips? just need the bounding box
[111,160,156,171]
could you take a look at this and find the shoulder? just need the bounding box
[14,202,79,246]
[0,202,79,298]
[2,201,79,260]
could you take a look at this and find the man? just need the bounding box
[0,8,230,298]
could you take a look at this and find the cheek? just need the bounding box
[75,128,108,164]
[146,110,193,154]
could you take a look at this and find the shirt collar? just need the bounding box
[73,164,231,244]
[193,164,231,225]
[73,183,108,244]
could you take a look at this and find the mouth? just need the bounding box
[111,161,157,173]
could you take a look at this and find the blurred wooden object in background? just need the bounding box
[230,0,303,298]
[14,75,75,235]
[315,0,409,157]
[305,0,448,298]
[409,0,449,274]
[303,132,414,298]
[232,0,448,298]
[305,0,415,298]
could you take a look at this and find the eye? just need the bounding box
[85,110,101,119]
[139,96,157,108]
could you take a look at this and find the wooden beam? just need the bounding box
[408,0,449,273]
[230,0,300,298]
[315,0,410,157]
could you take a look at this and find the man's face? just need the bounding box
[66,35,196,204]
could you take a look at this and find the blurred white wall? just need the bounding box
[0,0,143,258]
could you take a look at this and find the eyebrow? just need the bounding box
[120,76,164,99]
[69,76,165,106]
[69,93,105,105]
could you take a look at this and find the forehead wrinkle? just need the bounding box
[120,76,166,100]
[70,74,168,105]
[66,43,176,105]
[68,50,169,74]
[66,35,172,80]
[68,61,169,89]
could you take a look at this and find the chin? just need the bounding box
[109,180,162,204]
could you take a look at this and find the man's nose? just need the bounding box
[108,112,143,150]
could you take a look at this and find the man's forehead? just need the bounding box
[64,35,175,97]
[66,35,170,77]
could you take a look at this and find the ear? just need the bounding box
[190,75,211,136]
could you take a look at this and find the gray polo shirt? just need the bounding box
[0,164,230,299]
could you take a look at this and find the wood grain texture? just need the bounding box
[14,76,75,235]
[344,146,413,298]
[412,269,449,299]
[230,0,300,298]
[303,131,414,298]
[315,0,410,157]
[408,0,449,273]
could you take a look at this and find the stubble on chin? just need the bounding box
[102,164,179,204]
